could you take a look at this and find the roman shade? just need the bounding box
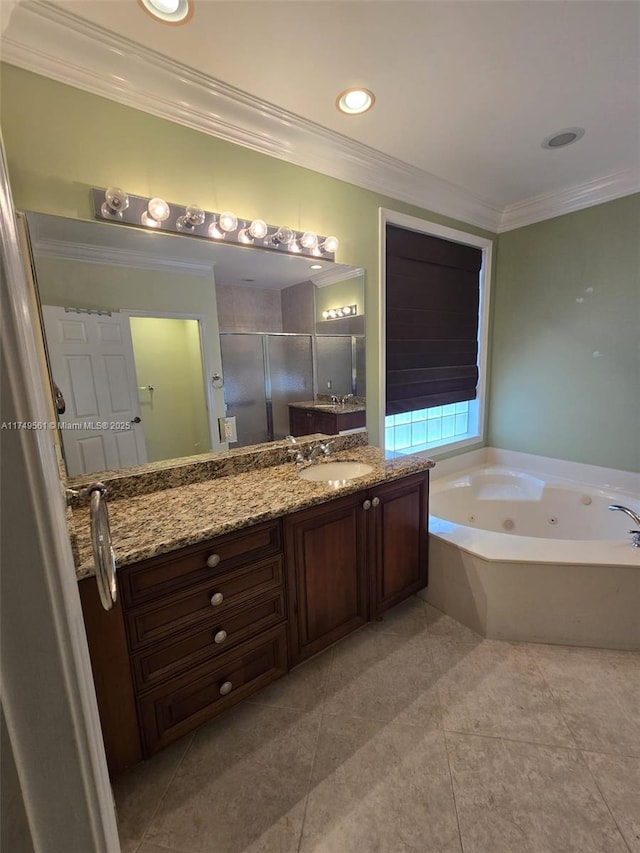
[385,224,482,416]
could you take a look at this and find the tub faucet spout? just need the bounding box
[608,504,640,547]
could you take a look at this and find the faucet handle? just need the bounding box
[287,447,305,465]
[285,435,297,444]
[321,440,335,456]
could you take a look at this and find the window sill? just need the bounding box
[384,433,483,460]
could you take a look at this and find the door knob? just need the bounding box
[206,553,221,568]
[210,592,224,607]
[214,629,228,644]
[219,681,233,695]
[362,499,371,510]
[130,416,141,424]
[371,497,380,507]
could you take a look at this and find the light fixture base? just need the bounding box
[90,188,337,261]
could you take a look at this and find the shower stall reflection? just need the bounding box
[220,333,314,447]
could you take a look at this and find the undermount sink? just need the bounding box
[298,461,374,483]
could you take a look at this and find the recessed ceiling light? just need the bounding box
[336,88,375,115]
[310,264,323,270]
[137,0,193,25]
[541,127,585,149]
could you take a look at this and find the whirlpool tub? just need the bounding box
[424,458,640,650]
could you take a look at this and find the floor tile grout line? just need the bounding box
[442,729,467,853]
[577,749,635,853]
[526,646,584,752]
[442,727,605,755]
[295,645,335,853]
[135,731,196,851]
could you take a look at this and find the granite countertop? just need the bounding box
[71,445,434,580]
[288,399,366,414]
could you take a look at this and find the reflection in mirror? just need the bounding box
[25,212,365,477]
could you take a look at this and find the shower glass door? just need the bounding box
[267,335,314,440]
[220,335,269,447]
[220,333,314,447]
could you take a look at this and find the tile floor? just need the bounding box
[114,597,640,853]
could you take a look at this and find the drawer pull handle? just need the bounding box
[362,499,371,511]
[219,681,233,696]
[371,497,380,507]
[214,630,228,644]
[210,592,224,607]
[206,553,221,568]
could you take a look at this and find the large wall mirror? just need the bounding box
[24,212,365,478]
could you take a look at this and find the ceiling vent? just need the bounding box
[542,127,585,149]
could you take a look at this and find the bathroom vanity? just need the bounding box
[288,400,366,437]
[73,443,431,775]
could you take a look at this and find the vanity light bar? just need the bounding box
[91,188,338,261]
[322,304,357,320]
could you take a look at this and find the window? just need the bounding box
[380,210,492,456]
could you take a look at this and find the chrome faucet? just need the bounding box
[308,440,335,463]
[608,504,640,547]
[286,435,306,466]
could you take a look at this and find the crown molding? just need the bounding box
[497,168,640,232]
[311,266,364,288]
[3,2,637,236]
[32,237,215,276]
[3,1,503,232]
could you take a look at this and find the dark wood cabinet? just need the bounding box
[288,406,366,437]
[80,470,428,771]
[369,473,429,617]
[285,492,369,666]
[285,470,429,663]
[78,578,142,776]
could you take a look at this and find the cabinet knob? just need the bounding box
[362,499,371,510]
[371,497,380,507]
[206,553,221,568]
[214,629,228,644]
[219,680,233,696]
[210,592,224,607]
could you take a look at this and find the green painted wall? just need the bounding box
[0,64,494,446]
[129,317,210,462]
[315,277,365,323]
[490,194,640,472]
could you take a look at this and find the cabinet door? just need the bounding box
[371,472,429,616]
[285,491,368,665]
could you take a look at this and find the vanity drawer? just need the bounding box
[120,519,282,607]
[131,590,286,690]
[138,625,288,756]
[125,555,284,649]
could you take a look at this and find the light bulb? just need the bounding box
[208,219,223,239]
[248,219,268,239]
[300,231,317,249]
[336,88,375,115]
[138,0,192,23]
[149,0,180,12]
[238,228,253,244]
[321,235,339,253]
[141,212,161,228]
[272,226,294,245]
[322,311,330,319]
[219,211,238,232]
[342,306,352,315]
[101,186,129,217]
[147,197,170,222]
[177,203,205,231]
[290,241,301,253]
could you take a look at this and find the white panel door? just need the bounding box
[42,306,147,475]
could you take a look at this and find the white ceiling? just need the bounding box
[32,0,640,211]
